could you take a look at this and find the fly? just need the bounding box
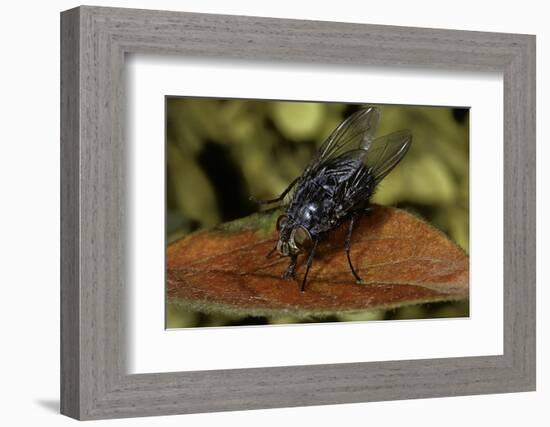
[253,107,412,291]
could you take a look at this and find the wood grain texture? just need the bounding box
[60,5,536,420]
[60,7,80,419]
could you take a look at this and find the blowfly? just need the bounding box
[254,107,412,291]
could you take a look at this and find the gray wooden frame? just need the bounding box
[60,5,536,420]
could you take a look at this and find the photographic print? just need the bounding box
[166,98,469,328]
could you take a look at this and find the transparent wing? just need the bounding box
[362,130,412,183]
[309,107,380,170]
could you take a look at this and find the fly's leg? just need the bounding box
[266,244,278,259]
[282,254,297,279]
[250,176,300,205]
[301,239,319,292]
[345,214,363,284]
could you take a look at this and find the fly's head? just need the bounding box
[275,214,313,257]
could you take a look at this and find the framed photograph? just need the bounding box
[61,6,535,420]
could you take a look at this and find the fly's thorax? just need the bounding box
[298,202,320,225]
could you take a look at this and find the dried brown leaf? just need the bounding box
[167,205,469,317]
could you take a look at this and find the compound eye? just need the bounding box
[291,226,312,251]
[276,214,289,231]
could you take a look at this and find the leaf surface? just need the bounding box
[167,206,469,317]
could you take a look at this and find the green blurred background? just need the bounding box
[166,98,469,328]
